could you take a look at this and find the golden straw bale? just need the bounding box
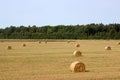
[73,50,82,57]
[38,41,41,44]
[117,42,120,45]
[105,46,111,50]
[7,46,12,50]
[1,41,4,42]
[70,61,85,72]
[22,43,26,47]
[45,41,47,44]
[75,44,80,47]
[67,41,70,43]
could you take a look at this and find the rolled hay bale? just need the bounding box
[45,41,47,44]
[7,46,12,50]
[73,50,82,57]
[75,44,80,47]
[67,41,71,43]
[117,42,120,45]
[38,41,41,44]
[70,61,85,72]
[22,43,26,47]
[105,46,111,50]
[1,40,4,42]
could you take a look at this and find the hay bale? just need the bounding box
[73,50,82,57]
[1,41,4,42]
[70,61,85,72]
[45,41,47,44]
[22,43,26,47]
[67,41,70,43]
[75,44,80,47]
[7,46,12,50]
[38,41,41,44]
[117,42,120,45]
[105,46,111,50]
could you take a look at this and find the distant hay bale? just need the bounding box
[117,42,120,45]
[70,61,85,72]
[45,41,47,44]
[75,44,80,47]
[7,46,12,50]
[67,41,70,43]
[1,41,4,42]
[22,43,26,47]
[105,46,111,50]
[73,50,82,57]
[38,41,41,44]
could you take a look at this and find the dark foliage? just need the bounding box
[0,23,120,39]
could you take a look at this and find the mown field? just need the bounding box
[0,40,120,80]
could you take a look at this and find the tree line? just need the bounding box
[0,23,120,39]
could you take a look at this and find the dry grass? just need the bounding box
[0,40,120,80]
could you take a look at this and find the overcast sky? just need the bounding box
[0,0,120,28]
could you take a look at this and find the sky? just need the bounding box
[0,0,120,28]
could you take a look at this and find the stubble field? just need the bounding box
[0,40,120,80]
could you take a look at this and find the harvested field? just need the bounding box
[0,40,120,80]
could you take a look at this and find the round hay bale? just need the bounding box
[38,41,41,44]
[73,50,82,57]
[105,46,111,50]
[117,42,120,45]
[70,61,85,72]
[67,41,70,43]
[7,46,12,50]
[75,44,80,47]
[1,41,4,42]
[45,41,47,44]
[22,44,26,47]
